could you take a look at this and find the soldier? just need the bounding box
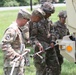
[40,2,55,44]
[30,2,60,75]
[53,10,70,73]
[29,8,46,36]
[1,9,31,75]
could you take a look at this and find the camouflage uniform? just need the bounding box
[54,21,69,39]
[1,9,31,75]
[53,10,70,72]
[30,17,60,75]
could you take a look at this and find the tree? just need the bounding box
[59,0,64,3]
[0,0,4,6]
[16,0,29,6]
[3,0,19,7]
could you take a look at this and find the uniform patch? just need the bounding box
[5,34,11,40]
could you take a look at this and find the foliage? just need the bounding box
[16,0,39,6]
[16,0,29,6]
[32,0,39,5]
[0,0,39,7]
[59,0,64,3]
[0,0,4,6]
[0,0,65,7]
[4,0,19,7]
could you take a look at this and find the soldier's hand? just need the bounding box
[26,40,31,47]
[14,52,21,57]
[50,42,54,48]
[27,40,31,44]
[18,55,24,61]
[25,49,30,53]
[36,43,44,51]
[14,53,23,61]
[39,45,43,51]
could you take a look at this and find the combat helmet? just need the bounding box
[32,8,46,18]
[41,2,55,14]
[58,10,67,18]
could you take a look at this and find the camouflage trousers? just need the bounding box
[55,45,63,72]
[3,67,25,75]
[33,42,60,75]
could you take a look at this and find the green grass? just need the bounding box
[0,6,76,75]
[0,10,18,40]
[61,59,76,75]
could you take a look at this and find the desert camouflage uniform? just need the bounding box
[19,22,30,66]
[53,20,70,72]
[29,18,60,75]
[1,22,29,75]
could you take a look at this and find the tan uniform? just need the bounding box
[1,22,29,75]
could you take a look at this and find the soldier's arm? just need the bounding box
[1,28,19,60]
[29,22,43,50]
[22,24,29,41]
[21,25,30,46]
[29,22,39,45]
